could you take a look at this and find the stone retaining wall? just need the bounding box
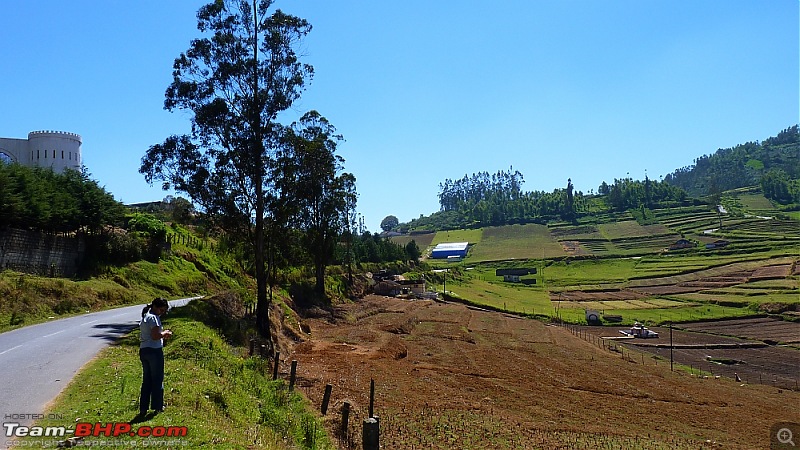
[0,228,85,277]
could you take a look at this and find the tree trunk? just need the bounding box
[315,261,326,297]
[252,0,271,345]
[255,188,272,342]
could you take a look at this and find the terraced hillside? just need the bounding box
[395,192,798,264]
[391,190,797,328]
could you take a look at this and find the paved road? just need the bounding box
[0,297,198,430]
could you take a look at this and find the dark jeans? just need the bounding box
[139,347,164,413]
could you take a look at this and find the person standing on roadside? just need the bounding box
[139,297,172,415]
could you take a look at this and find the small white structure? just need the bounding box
[431,242,468,259]
[619,322,659,338]
[0,130,82,173]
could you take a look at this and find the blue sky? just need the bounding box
[2,1,797,232]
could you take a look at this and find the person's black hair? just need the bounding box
[141,297,169,318]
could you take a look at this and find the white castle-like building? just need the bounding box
[0,130,82,174]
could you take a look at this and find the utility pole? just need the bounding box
[669,322,674,372]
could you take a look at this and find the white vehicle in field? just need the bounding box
[620,322,659,338]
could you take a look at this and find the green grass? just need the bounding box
[0,266,164,334]
[447,274,554,316]
[542,258,639,287]
[598,221,673,240]
[735,193,776,210]
[469,224,566,262]
[32,299,333,449]
[630,253,796,280]
[597,304,757,325]
[431,228,484,246]
[549,301,757,325]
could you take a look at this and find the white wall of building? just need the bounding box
[0,130,82,173]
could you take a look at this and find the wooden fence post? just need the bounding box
[369,379,375,418]
[341,402,351,437]
[321,384,333,415]
[273,352,280,380]
[362,417,379,450]
[289,360,298,391]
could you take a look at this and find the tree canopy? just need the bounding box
[380,215,399,232]
[279,111,356,295]
[664,125,799,197]
[140,0,329,341]
[0,164,123,233]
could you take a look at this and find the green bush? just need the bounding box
[127,213,168,240]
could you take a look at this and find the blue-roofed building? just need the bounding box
[430,242,469,259]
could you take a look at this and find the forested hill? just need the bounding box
[664,125,799,197]
[395,126,799,232]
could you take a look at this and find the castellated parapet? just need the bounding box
[0,130,82,173]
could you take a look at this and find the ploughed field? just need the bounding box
[288,296,799,449]
[577,317,800,390]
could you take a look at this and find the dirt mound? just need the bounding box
[376,335,408,360]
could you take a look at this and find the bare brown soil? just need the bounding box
[680,317,800,344]
[579,318,800,391]
[287,296,800,449]
[561,240,589,256]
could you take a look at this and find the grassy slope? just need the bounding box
[33,299,332,449]
[0,240,251,334]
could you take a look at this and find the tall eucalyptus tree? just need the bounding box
[140,0,313,340]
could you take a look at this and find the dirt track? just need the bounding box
[288,296,800,449]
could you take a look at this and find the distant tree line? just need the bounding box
[598,176,688,212]
[336,231,418,264]
[403,167,689,231]
[421,168,586,229]
[0,164,124,233]
[437,168,525,212]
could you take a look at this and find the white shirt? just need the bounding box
[140,312,163,349]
